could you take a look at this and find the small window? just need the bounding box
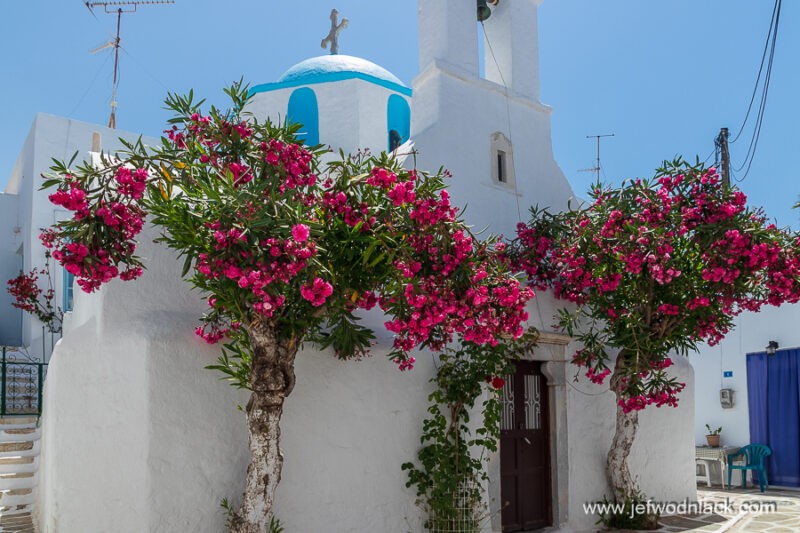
[63,267,74,312]
[287,88,320,145]
[387,95,411,152]
[490,132,515,187]
[497,150,507,183]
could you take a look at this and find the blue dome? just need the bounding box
[251,55,411,97]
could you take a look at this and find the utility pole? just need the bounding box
[716,127,731,187]
[579,133,615,182]
[85,1,175,129]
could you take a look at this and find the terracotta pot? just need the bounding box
[706,434,721,447]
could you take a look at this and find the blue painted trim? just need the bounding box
[251,71,413,97]
[63,267,74,312]
[287,88,320,146]
[387,94,411,151]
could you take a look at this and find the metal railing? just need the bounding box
[1,348,47,416]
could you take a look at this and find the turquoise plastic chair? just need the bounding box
[727,444,771,492]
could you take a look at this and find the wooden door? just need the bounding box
[500,361,551,531]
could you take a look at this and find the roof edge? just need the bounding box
[250,71,413,97]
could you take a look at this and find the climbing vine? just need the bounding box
[403,330,538,531]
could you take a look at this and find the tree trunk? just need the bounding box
[606,350,640,500]
[231,320,299,533]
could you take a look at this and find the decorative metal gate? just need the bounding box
[0,348,47,416]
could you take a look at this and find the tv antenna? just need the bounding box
[85,1,175,129]
[578,133,614,182]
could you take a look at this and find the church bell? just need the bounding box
[477,0,492,22]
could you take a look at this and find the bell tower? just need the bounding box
[482,0,542,101]
[417,1,479,77]
[411,0,574,241]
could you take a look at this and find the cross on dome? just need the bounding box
[320,8,348,55]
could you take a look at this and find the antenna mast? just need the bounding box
[85,1,175,129]
[578,133,615,182]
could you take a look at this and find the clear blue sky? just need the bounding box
[1,1,797,226]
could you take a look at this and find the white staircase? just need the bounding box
[0,417,39,531]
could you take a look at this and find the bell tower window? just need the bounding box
[491,132,514,188]
[497,150,507,183]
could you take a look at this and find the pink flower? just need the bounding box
[291,224,310,243]
[300,277,333,307]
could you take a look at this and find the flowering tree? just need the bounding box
[511,158,800,501]
[33,82,532,532]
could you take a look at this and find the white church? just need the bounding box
[0,1,697,531]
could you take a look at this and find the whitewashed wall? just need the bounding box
[689,303,800,448]
[2,114,155,359]
[37,225,435,532]
[412,48,574,243]
[247,78,411,157]
[566,353,696,532]
[0,193,22,345]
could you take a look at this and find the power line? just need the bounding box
[729,0,780,144]
[729,0,782,181]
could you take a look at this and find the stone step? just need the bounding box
[0,457,34,467]
[0,489,34,508]
[0,429,35,436]
[0,419,36,427]
[0,512,34,531]
[0,461,36,475]
[0,506,32,524]
[0,473,33,481]
[0,474,36,492]
[0,423,36,433]
[0,443,32,454]
[0,431,39,445]
[0,443,40,460]
[0,503,31,515]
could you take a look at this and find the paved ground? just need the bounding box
[649,485,800,533]
[0,512,34,533]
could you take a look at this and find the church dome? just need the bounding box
[279,55,405,87]
[251,55,411,96]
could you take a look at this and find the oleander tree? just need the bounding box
[28,82,533,532]
[510,158,800,501]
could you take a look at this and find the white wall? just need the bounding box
[412,63,575,242]
[2,113,157,360]
[38,223,435,532]
[689,303,800,448]
[247,80,411,157]
[564,351,696,532]
[0,193,22,346]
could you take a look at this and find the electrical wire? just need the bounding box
[120,46,169,91]
[67,51,112,117]
[729,0,780,144]
[703,146,717,166]
[730,0,782,181]
[481,20,523,222]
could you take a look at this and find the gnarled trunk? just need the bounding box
[606,350,639,500]
[231,320,299,533]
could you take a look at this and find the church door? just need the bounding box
[500,361,551,531]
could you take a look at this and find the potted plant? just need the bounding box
[705,424,722,447]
